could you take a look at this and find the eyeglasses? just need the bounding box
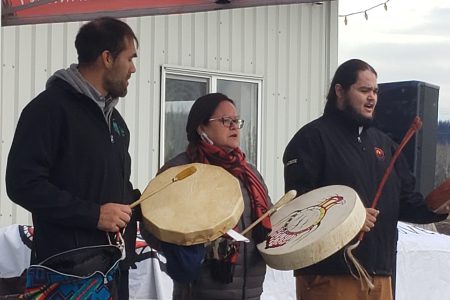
[209,117,245,129]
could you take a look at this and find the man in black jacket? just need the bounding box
[6,17,140,299]
[283,59,448,300]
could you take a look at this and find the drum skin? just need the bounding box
[257,185,366,270]
[140,163,244,246]
[426,177,450,213]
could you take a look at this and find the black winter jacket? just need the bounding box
[6,78,138,268]
[283,107,446,276]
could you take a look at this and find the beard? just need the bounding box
[104,73,128,98]
[341,97,374,126]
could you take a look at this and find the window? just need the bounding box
[161,65,262,167]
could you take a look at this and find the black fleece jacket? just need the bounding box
[6,78,139,267]
[283,106,447,276]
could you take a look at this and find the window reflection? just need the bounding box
[164,77,208,162]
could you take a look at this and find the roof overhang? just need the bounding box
[2,0,331,26]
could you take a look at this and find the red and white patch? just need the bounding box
[374,147,385,160]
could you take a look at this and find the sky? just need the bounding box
[338,0,450,121]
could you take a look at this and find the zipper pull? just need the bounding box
[357,126,363,144]
[110,134,115,143]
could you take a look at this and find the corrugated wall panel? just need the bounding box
[277,5,290,199]
[0,2,338,226]
[206,13,219,70]
[287,6,301,135]
[262,6,279,197]
[193,13,206,67]
[243,9,255,74]
[218,10,231,71]
[1,26,33,226]
[180,15,193,67]
[1,26,17,227]
[133,17,157,188]
[34,25,50,93]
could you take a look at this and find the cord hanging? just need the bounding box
[339,0,390,25]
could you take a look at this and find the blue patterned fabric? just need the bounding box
[20,245,122,300]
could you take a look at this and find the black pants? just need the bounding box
[173,282,196,300]
[110,269,129,300]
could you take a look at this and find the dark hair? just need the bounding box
[325,59,377,112]
[75,17,139,66]
[186,93,235,143]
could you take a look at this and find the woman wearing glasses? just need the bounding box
[150,93,271,299]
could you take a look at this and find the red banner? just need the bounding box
[2,0,316,26]
[4,0,208,16]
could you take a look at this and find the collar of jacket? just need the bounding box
[323,104,374,134]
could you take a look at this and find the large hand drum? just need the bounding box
[257,185,366,270]
[140,163,243,246]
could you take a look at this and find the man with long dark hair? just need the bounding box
[283,59,448,300]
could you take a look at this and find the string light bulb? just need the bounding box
[339,0,390,26]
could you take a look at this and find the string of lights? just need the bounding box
[339,0,390,25]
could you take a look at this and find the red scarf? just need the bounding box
[187,142,272,239]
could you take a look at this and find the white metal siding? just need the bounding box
[0,2,338,226]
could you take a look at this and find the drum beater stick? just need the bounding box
[345,116,422,290]
[129,165,197,209]
[241,190,297,236]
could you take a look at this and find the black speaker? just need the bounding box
[374,81,439,196]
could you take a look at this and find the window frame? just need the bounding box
[160,64,263,168]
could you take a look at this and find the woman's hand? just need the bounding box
[362,208,379,232]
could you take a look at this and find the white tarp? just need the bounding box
[1,222,450,300]
[395,222,450,300]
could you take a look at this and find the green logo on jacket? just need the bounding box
[112,121,126,137]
